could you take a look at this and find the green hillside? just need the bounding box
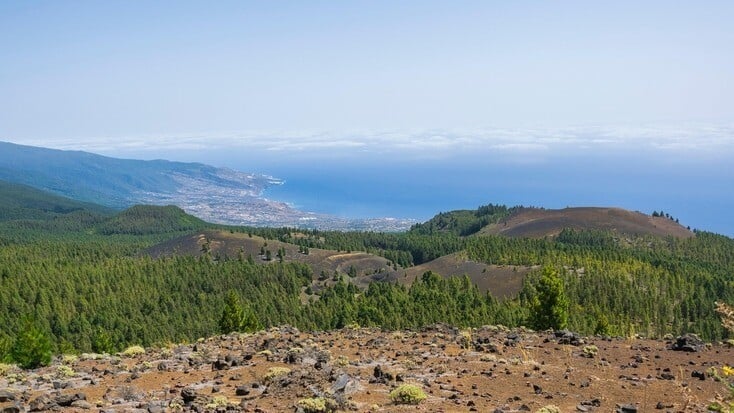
[0,179,113,221]
[96,205,207,235]
[409,203,513,236]
[0,141,268,209]
[0,200,732,367]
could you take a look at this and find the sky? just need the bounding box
[1,1,733,141]
[1,1,733,235]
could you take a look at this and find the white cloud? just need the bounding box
[18,123,734,160]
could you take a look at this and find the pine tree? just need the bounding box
[219,291,261,334]
[529,266,569,331]
[11,317,52,369]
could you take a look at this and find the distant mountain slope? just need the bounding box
[479,206,693,238]
[0,179,112,221]
[0,141,415,230]
[0,141,280,208]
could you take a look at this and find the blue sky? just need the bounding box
[1,1,733,142]
[1,1,733,234]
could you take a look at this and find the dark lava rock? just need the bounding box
[615,403,638,413]
[555,330,584,346]
[691,370,706,380]
[54,393,85,407]
[581,399,602,407]
[655,401,674,409]
[29,395,56,412]
[533,384,542,395]
[659,373,675,380]
[1,406,22,413]
[181,387,198,404]
[235,385,250,396]
[372,365,393,384]
[212,357,231,370]
[0,390,16,402]
[671,334,705,352]
[504,333,521,346]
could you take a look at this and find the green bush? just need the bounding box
[296,397,331,413]
[11,319,52,369]
[389,384,427,405]
[121,345,145,357]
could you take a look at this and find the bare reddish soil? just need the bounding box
[480,207,694,239]
[2,326,731,412]
[145,231,529,294]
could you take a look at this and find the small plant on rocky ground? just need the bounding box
[335,355,350,367]
[582,345,598,358]
[61,354,78,364]
[296,397,335,413]
[263,366,291,383]
[459,329,473,350]
[716,302,734,333]
[389,384,427,405]
[0,363,18,376]
[708,301,734,413]
[121,345,145,357]
[536,405,562,413]
[56,364,75,378]
[206,395,230,409]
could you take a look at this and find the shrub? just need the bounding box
[0,363,18,376]
[121,345,145,357]
[296,397,330,413]
[715,302,734,334]
[263,366,291,383]
[389,384,427,405]
[61,354,78,364]
[11,319,52,369]
[56,365,75,378]
[582,345,598,358]
[206,395,230,409]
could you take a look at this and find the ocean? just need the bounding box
[241,152,734,236]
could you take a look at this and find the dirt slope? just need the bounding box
[387,253,533,298]
[480,207,694,239]
[145,230,399,290]
[1,326,730,412]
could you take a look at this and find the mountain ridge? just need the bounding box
[0,141,415,231]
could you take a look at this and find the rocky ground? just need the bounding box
[1,326,732,412]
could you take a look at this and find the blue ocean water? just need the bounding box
[156,146,732,236]
[244,152,734,236]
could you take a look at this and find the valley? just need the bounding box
[1,162,733,412]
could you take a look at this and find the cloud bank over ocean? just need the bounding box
[17,124,734,163]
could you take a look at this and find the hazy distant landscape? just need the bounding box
[33,125,733,236]
[2,2,734,412]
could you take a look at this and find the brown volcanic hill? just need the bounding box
[145,230,531,296]
[479,207,694,239]
[144,230,400,291]
[385,252,533,298]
